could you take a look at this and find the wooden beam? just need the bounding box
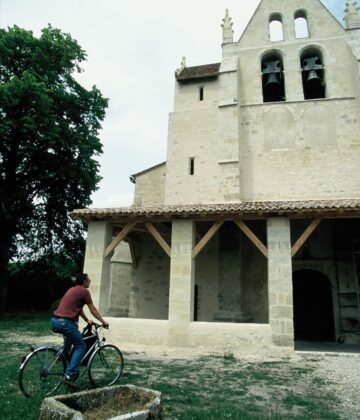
[104,221,137,258]
[234,220,268,258]
[192,220,224,259]
[291,218,322,257]
[144,222,171,257]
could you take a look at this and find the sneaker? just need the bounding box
[61,375,80,390]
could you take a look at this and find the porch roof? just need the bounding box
[72,199,360,222]
[176,63,220,82]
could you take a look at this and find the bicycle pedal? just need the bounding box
[61,376,80,390]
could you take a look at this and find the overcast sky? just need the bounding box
[0,0,345,208]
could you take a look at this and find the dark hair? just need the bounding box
[75,273,88,286]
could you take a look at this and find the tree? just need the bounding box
[0,25,108,309]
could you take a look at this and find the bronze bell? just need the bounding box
[306,69,320,83]
[265,72,281,87]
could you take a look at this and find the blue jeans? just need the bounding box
[51,317,86,380]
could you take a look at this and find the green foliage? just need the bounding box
[0,25,108,307]
[7,253,80,310]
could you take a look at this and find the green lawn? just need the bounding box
[0,312,341,419]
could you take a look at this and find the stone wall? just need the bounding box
[239,98,360,200]
[108,242,133,317]
[194,231,219,322]
[109,222,269,325]
[133,164,166,206]
[164,106,221,205]
[129,234,170,320]
[100,317,274,354]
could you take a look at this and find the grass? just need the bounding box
[0,312,342,419]
[0,311,52,420]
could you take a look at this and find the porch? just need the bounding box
[72,200,360,352]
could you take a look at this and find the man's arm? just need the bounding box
[87,303,109,327]
[79,309,92,324]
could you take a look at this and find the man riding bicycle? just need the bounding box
[51,273,109,389]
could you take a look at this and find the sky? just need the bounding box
[0,0,345,209]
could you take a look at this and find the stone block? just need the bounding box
[39,385,162,420]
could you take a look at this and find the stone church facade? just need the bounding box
[74,0,360,351]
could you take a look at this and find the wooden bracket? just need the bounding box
[234,220,268,258]
[104,221,137,259]
[144,222,171,257]
[291,218,322,257]
[192,220,224,259]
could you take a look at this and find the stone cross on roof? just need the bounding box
[344,1,360,29]
[222,9,234,44]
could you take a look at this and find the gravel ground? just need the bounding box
[313,353,360,420]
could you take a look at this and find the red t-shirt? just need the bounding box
[54,285,93,321]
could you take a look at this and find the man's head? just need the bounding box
[75,273,91,288]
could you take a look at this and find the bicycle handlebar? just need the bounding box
[95,322,109,330]
[82,322,108,334]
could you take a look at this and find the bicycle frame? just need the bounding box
[20,324,104,372]
[19,323,123,398]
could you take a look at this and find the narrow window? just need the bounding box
[295,10,309,39]
[199,86,204,101]
[194,284,199,321]
[189,157,195,175]
[301,48,325,100]
[262,52,285,102]
[269,14,284,42]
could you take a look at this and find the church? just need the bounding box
[73,0,360,352]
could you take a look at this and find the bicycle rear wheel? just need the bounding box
[88,344,124,387]
[19,347,65,398]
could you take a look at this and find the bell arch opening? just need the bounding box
[261,51,285,103]
[300,47,326,100]
[269,13,284,42]
[294,10,309,39]
[292,269,335,342]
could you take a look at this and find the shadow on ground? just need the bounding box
[295,340,360,354]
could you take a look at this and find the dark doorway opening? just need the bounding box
[293,269,335,341]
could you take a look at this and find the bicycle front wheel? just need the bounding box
[88,344,124,387]
[19,347,65,398]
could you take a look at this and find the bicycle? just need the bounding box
[19,323,124,398]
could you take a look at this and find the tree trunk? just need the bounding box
[0,227,13,311]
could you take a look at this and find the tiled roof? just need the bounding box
[176,63,221,81]
[72,199,360,221]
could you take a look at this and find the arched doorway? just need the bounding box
[292,269,335,341]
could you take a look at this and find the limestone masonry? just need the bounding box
[74,0,360,353]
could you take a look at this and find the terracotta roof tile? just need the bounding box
[176,63,220,81]
[72,199,360,221]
